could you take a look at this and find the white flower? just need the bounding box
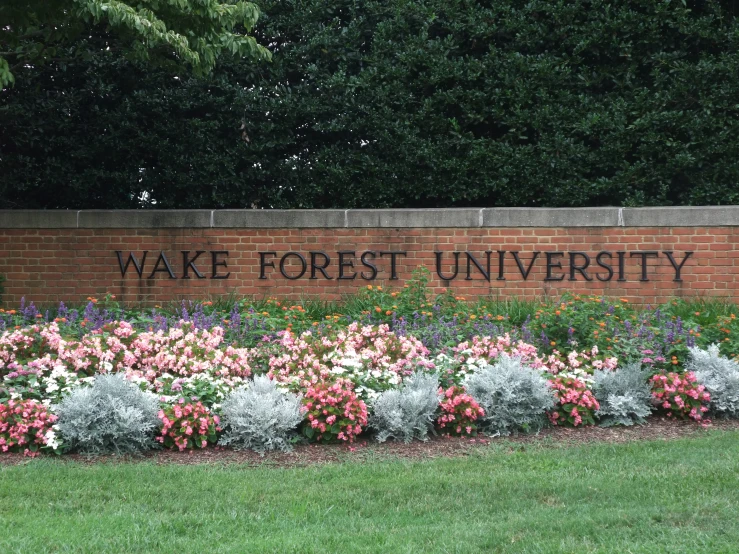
[44,429,60,450]
[50,365,69,378]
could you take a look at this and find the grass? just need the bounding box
[2,432,739,553]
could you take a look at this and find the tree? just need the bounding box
[0,0,270,87]
[3,0,739,209]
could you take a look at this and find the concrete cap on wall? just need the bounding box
[0,206,738,228]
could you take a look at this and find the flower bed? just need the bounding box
[1,285,738,456]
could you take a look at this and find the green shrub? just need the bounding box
[3,1,739,208]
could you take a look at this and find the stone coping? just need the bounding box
[0,206,736,228]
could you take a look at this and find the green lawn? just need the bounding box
[2,432,739,553]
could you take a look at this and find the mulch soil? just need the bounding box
[3,417,739,468]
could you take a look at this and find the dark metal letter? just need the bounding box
[279,252,307,280]
[595,252,614,282]
[545,252,565,281]
[116,251,148,278]
[497,251,506,281]
[310,251,333,280]
[182,251,205,279]
[511,251,540,280]
[435,252,460,281]
[259,252,277,280]
[379,251,407,280]
[360,251,378,280]
[663,251,693,282]
[211,251,231,280]
[148,252,176,279]
[630,251,659,282]
[465,252,491,281]
[338,251,357,280]
[569,252,593,281]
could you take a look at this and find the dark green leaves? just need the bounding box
[2,0,739,208]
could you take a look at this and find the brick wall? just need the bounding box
[0,207,736,305]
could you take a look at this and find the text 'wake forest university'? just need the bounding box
[115,250,694,282]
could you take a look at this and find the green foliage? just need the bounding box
[0,0,270,88]
[4,0,739,208]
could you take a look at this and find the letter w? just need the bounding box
[116,251,148,277]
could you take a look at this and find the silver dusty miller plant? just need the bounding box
[370,371,441,443]
[56,373,159,455]
[219,375,303,454]
[686,344,739,417]
[592,362,653,426]
[464,354,555,436]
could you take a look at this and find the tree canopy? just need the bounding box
[0,0,270,87]
[2,0,739,209]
